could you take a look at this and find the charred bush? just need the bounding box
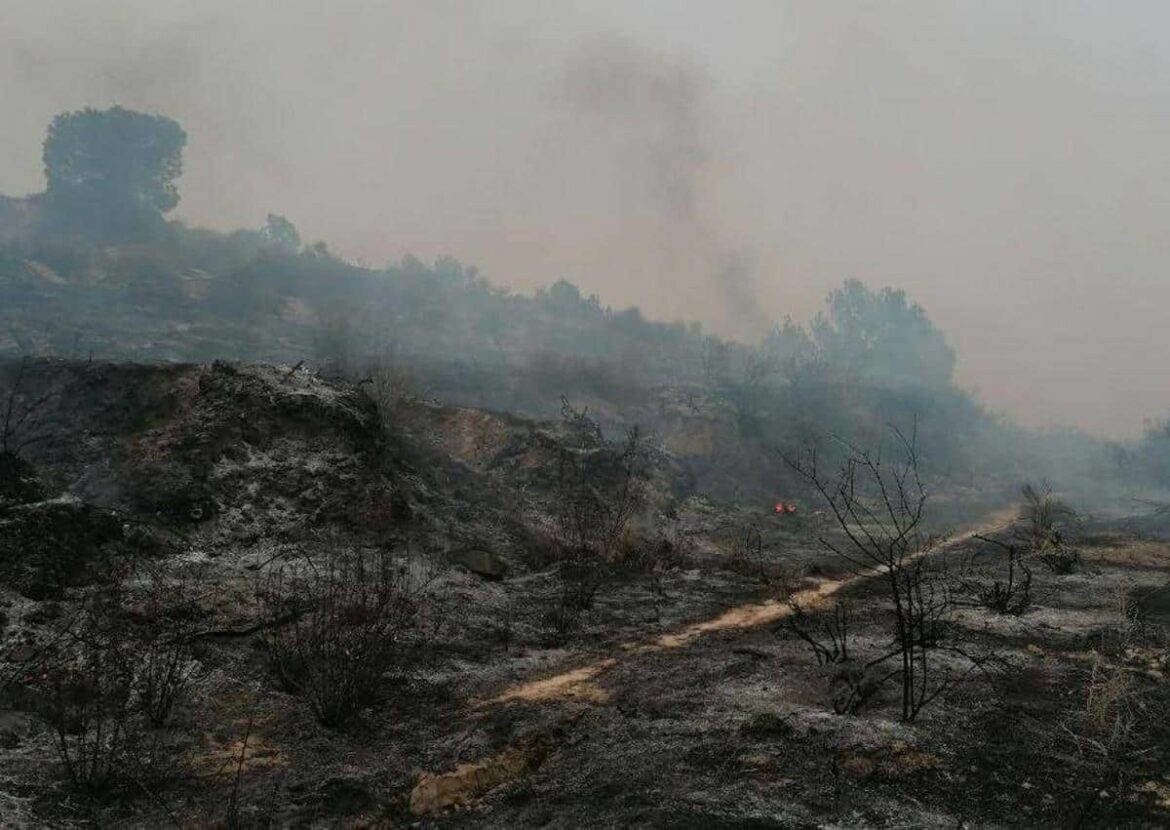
[0,449,44,507]
[257,541,426,728]
[786,598,852,666]
[829,660,886,715]
[1017,482,1075,546]
[966,536,1032,615]
[728,523,766,579]
[630,517,692,591]
[218,715,284,830]
[727,523,791,596]
[360,357,418,426]
[127,568,201,728]
[1060,655,1170,827]
[1017,482,1081,573]
[786,425,998,721]
[979,562,1032,615]
[30,586,193,803]
[0,358,59,511]
[41,630,141,797]
[1037,542,1081,575]
[0,357,58,462]
[0,500,135,599]
[542,399,650,639]
[553,398,649,561]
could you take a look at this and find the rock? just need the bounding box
[449,548,508,580]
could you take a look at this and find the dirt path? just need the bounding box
[409,508,1017,814]
[482,507,1016,708]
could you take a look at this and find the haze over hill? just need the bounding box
[2,1,1170,437]
[4,7,1170,828]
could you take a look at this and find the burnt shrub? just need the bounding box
[1037,543,1081,575]
[257,541,425,728]
[966,537,1033,615]
[726,523,792,597]
[786,598,852,666]
[0,500,131,599]
[787,427,1000,721]
[41,631,140,797]
[31,588,193,802]
[541,400,650,641]
[127,569,201,728]
[120,456,215,524]
[1017,482,1081,573]
[0,449,45,507]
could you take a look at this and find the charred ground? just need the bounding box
[0,359,1166,828]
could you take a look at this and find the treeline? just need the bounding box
[0,106,1162,502]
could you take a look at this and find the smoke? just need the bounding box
[2,1,1170,437]
[556,35,769,336]
[561,35,709,225]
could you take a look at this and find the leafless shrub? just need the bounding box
[1060,655,1168,827]
[644,517,694,594]
[361,357,417,424]
[610,513,694,625]
[785,425,998,721]
[219,716,283,830]
[543,545,604,641]
[830,660,887,715]
[966,536,1032,615]
[1017,482,1081,573]
[1081,659,1142,748]
[728,523,791,597]
[544,399,649,640]
[312,310,360,378]
[41,629,139,796]
[1018,482,1075,545]
[136,639,195,730]
[0,358,59,510]
[728,524,765,577]
[1095,586,1161,658]
[553,398,648,560]
[32,589,188,803]
[0,357,58,459]
[257,541,425,728]
[786,598,852,666]
[126,565,201,728]
[1037,542,1081,575]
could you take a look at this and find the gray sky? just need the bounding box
[2,1,1168,438]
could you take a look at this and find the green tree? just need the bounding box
[811,279,955,388]
[262,213,301,252]
[41,106,187,239]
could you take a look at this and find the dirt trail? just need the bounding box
[408,509,1017,815]
[481,508,1016,707]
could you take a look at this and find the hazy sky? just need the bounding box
[2,1,1168,437]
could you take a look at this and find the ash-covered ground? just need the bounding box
[0,359,1167,828]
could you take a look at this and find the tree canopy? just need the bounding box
[41,106,186,239]
[811,279,956,388]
